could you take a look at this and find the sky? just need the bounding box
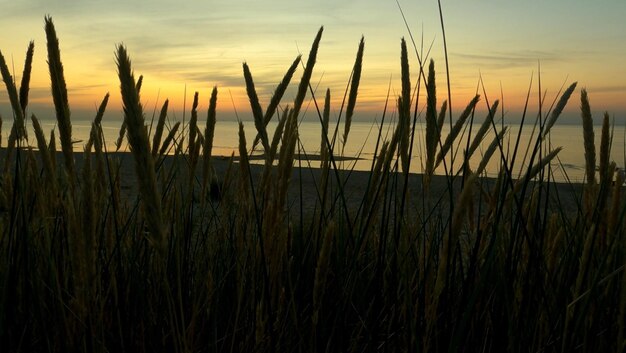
[1,0,625,125]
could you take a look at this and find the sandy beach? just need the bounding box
[0,147,587,220]
[46,149,586,218]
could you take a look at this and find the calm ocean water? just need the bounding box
[25,118,624,183]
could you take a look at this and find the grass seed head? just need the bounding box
[45,16,74,178]
[116,44,165,252]
[580,88,596,185]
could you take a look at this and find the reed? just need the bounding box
[475,126,508,176]
[158,121,181,157]
[264,55,300,123]
[237,121,251,203]
[467,100,499,159]
[252,55,300,149]
[115,44,165,251]
[87,93,110,147]
[269,107,288,163]
[524,146,562,182]
[292,26,323,119]
[542,81,577,138]
[599,111,611,184]
[116,120,127,151]
[202,87,218,200]
[81,140,95,240]
[189,92,199,151]
[399,38,412,174]
[243,62,270,153]
[436,100,448,138]
[151,99,169,156]
[424,59,438,179]
[188,91,200,174]
[342,36,364,150]
[0,49,26,139]
[19,41,34,114]
[580,89,596,185]
[320,89,331,168]
[90,119,106,197]
[45,17,74,180]
[49,129,56,169]
[436,94,480,168]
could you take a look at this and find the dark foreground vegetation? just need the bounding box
[0,16,624,352]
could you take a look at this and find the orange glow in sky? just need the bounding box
[1,1,625,125]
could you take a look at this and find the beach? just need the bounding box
[46,148,586,219]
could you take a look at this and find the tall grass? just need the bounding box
[0,16,624,353]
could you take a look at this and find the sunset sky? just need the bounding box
[1,0,625,124]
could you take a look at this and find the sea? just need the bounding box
[23,117,625,184]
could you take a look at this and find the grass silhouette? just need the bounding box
[0,16,624,353]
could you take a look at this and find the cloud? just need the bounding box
[585,85,626,94]
[451,49,588,70]
[67,83,109,95]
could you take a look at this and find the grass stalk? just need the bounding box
[115,45,165,252]
[151,99,169,157]
[202,87,218,200]
[580,89,596,185]
[45,16,74,180]
[342,36,364,151]
[399,38,412,174]
[424,59,438,181]
[436,95,480,168]
[19,41,34,114]
[243,63,270,153]
[0,49,26,140]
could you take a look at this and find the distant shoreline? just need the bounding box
[14,120,619,184]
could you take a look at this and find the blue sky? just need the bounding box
[0,0,625,123]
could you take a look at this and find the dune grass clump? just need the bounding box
[0,16,624,353]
